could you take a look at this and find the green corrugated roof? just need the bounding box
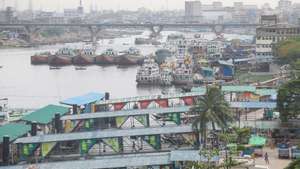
[0,123,30,143]
[255,89,277,96]
[21,104,69,124]
[222,86,256,92]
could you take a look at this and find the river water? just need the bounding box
[0,31,253,109]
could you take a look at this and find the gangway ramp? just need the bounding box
[96,92,203,105]
[15,125,194,144]
[1,150,219,169]
[61,106,191,121]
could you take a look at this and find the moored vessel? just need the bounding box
[173,57,193,85]
[117,47,143,66]
[31,52,50,65]
[95,49,118,65]
[160,68,173,86]
[72,47,96,65]
[48,48,75,66]
[136,57,160,85]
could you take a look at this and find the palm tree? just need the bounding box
[189,86,234,148]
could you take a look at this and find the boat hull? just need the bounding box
[31,55,49,65]
[48,55,72,66]
[72,55,95,65]
[95,55,116,65]
[115,54,143,66]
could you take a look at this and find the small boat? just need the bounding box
[75,67,87,70]
[49,66,61,70]
[108,39,114,44]
[136,57,160,85]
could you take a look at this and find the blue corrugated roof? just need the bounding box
[60,92,105,106]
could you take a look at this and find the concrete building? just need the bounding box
[256,15,300,65]
[0,7,16,23]
[277,0,292,23]
[185,1,202,23]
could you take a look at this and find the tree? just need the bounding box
[189,87,234,147]
[285,159,300,169]
[277,79,300,122]
[275,38,300,65]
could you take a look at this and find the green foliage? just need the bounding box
[291,59,300,79]
[232,127,251,144]
[237,144,246,151]
[189,86,234,147]
[285,159,300,169]
[277,79,300,122]
[218,133,237,144]
[276,38,300,65]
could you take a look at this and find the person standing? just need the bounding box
[264,152,269,164]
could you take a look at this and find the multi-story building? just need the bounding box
[185,1,202,23]
[256,15,300,64]
[277,0,292,23]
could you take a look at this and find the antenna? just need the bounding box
[80,0,82,7]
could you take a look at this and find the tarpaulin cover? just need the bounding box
[249,135,266,146]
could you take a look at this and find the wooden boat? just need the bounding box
[31,55,49,65]
[75,67,87,70]
[49,66,61,70]
[48,55,73,66]
[95,49,117,65]
[116,47,143,66]
[72,55,95,65]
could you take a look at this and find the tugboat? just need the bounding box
[48,48,74,66]
[136,57,160,85]
[95,49,118,65]
[173,57,193,85]
[117,47,144,66]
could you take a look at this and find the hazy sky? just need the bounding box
[1,0,300,12]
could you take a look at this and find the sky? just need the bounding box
[1,0,300,12]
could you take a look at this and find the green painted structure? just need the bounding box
[21,104,69,124]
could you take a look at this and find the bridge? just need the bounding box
[0,22,260,43]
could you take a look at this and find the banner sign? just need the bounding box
[22,143,38,157]
[135,115,150,127]
[167,113,181,125]
[41,142,56,157]
[84,119,94,129]
[80,139,97,154]
[116,116,128,128]
[103,138,122,152]
[143,135,161,150]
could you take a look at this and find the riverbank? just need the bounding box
[0,29,143,49]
